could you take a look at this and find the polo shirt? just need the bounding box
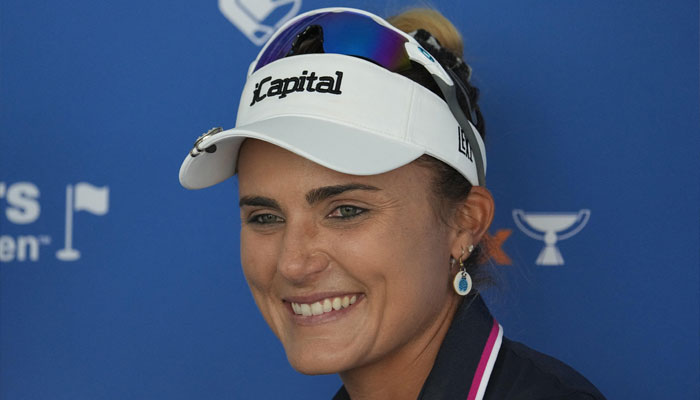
[333,295,606,399]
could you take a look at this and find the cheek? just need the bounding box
[378,213,451,323]
[386,234,449,316]
[239,231,291,341]
[239,231,278,296]
[333,212,450,328]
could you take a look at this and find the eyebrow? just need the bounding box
[239,196,281,210]
[305,184,380,205]
[239,184,380,209]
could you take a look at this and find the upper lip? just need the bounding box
[283,291,363,304]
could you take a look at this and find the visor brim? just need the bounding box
[179,115,425,190]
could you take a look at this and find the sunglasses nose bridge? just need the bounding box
[288,24,325,56]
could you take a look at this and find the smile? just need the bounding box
[291,295,358,316]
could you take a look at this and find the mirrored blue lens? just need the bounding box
[254,11,411,73]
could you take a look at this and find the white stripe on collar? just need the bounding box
[469,321,504,400]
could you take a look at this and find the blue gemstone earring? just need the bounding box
[453,245,474,296]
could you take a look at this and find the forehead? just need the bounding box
[236,139,431,197]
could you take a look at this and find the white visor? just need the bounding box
[179,54,482,189]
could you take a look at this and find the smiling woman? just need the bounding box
[179,6,606,400]
[237,139,463,379]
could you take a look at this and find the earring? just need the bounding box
[453,245,473,296]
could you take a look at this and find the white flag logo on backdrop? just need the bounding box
[74,183,109,215]
[56,183,110,262]
[219,0,302,46]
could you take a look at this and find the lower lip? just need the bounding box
[287,295,365,326]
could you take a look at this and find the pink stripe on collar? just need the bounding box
[467,319,503,400]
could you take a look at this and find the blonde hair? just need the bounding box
[387,8,464,57]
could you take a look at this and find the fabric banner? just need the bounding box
[1,1,698,399]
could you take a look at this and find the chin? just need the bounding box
[285,346,357,375]
[289,362,337,376]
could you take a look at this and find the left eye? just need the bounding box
[328,205,366,219]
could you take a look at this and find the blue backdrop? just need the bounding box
[1,1,698,399]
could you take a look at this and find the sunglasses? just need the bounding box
[249,8,486,186]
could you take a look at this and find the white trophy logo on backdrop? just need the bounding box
[56,183,109,262]
[219,0,302,46]
[512,209,590,266]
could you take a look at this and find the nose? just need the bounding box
[277,220,330,284]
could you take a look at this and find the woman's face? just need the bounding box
[237,139,458,374]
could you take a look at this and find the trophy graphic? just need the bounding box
[512,209,590,266]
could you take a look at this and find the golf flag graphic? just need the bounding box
[74,183,109,215]
[56,183,110,261]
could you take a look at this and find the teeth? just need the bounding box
[291,295,359,316]
[300,303,312,317]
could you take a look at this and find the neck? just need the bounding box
[339,294,462,400]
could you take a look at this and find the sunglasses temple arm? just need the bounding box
[435,79,487,186]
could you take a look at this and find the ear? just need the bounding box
[449,186,495,259]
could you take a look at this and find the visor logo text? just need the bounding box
[458,126,474,162]
[250,70,343,106]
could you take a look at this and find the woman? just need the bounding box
[179,7,605,400]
